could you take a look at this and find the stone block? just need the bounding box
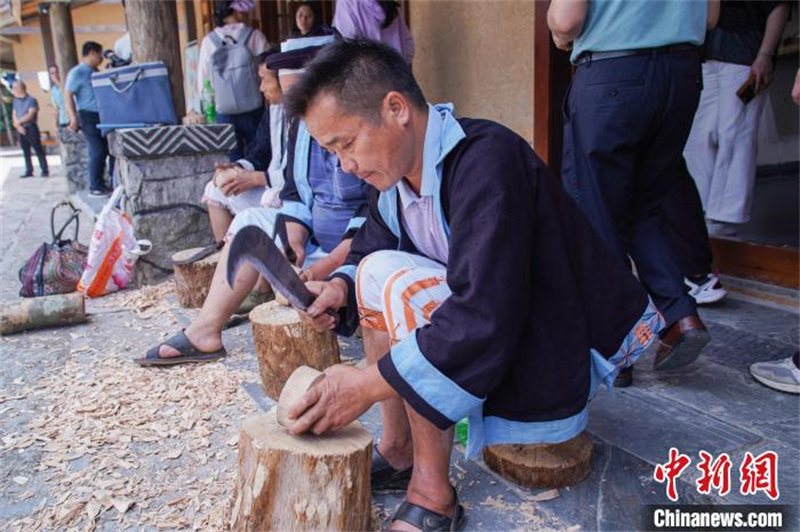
[127,205,213,285]
[109,124,236,158]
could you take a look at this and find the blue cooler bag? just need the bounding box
[92,61,178,130]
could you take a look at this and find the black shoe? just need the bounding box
[20,172,33,178]
[372,446,412,491]
[89,189,111,197]
[40,171,49,177]
[614,367,633,388]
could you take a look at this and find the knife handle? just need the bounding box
[323,308,340,326]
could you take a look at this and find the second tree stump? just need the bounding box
[230,412,372,532]
[482,432,594,489]
[250,301,340,400]
[171,248,220,308]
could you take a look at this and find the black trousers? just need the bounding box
[78,110,114,191]
[561,49,702,328]
[19,123,48,175]
[662,157,714,277]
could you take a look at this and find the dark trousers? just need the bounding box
[218,106,264,161]
[662,157,714,277]
[19,123,49,175]
[78,110,115,191]
[561,49,702,328]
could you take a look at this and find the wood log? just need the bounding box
[1,293,86,335]
[277,366,325,428]
[171,248,220,308]
[250,301,340,400]
[482,432,593,489]
[230,411,372,532]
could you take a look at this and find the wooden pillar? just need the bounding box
[126,0,186,119]
[182,0,198,43]
[49,1,78,81]
[532,0,571,177]
[37,3,56,69]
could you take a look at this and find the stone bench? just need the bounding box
[108,124,236,285]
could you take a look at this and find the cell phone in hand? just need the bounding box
[736,73,757,105]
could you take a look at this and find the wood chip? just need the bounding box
[529,489,560,502]
[12,476,29,485]
[111,497,133,514]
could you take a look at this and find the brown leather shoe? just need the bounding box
[654,315,710,370]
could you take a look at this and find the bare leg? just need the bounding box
[389,404,455,531]
[160,241,258,356]
[208,203,234,241]
[363,327,413,470]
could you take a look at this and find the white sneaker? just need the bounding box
[685,273,727,305]
[706,220,738,237]
[750,356,800,394]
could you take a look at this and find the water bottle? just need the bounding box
[455,418,469,447]
[201,79,217,124]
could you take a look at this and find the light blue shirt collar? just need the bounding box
[398,103,465,209]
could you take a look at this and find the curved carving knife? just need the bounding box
[227,225,339,323]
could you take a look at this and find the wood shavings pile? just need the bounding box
[4,337,257,532]
[97,280,177,320]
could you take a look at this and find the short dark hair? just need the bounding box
[258,45,281,67]
[284,39,426,123]
[82,41,102,57]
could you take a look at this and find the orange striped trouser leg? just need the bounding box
[355,251,449,344]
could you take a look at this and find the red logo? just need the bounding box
[740,451,779,500]
[654,447,692,502]
[696,450,732,496]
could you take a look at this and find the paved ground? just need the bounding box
[1,150,798,531]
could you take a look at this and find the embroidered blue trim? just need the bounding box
[332,264,357,283]
[293,121,314,207]
[346,216,366,232]
[279,200,312,228]
[391,331,484,424]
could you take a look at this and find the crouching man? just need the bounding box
[285,40,663,532]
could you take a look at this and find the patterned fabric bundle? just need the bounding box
[19,202,87,297]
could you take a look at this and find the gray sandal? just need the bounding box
[135,330,227,366]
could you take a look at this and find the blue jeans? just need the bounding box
[218,106,264,162]
[78,110,115,191]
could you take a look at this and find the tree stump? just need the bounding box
[482,432,594,489]
[250,301,340,400]
[230,411,372,532]
[171,248,220,308]
[1,292,86,335]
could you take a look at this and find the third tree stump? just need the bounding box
[250,301,340,400]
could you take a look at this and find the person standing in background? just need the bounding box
[293,2,321,36]
[11,80,49,178]
[683,1,790,237]
[548,0,720,386]
[333,0,414,65]
[197,0,268,160]
[48,65,70,134]
[65,41,113,196]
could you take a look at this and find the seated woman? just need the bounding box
[202,48,285,240]
[136,33,368,367]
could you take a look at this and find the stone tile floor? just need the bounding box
[1,153,798,531]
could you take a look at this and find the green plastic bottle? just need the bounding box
[201,79,217,124]
[455,418,469,447]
